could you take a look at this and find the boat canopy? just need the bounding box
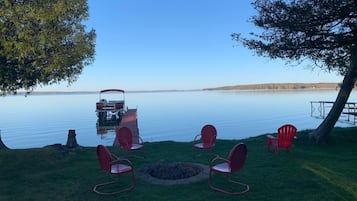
[100,89,125,93]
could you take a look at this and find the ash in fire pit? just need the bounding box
[139,162,209,185]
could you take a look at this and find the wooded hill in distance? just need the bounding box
[204,82,340,90]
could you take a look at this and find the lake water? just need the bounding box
[1,89,356,149]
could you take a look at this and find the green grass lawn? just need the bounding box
[1,127,357,201]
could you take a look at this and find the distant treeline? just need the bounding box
[204,82,341,90]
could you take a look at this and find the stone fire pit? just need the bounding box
[138,161,209,185]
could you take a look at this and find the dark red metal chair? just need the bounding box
[267,124,297,155]
[93,145,135,195]
[208,143,249,195]
[116,126,145,158]
[192,124,217,158]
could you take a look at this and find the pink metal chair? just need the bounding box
[208,143,249,195]
[267,124,297,155]
[192,124,217,158]
[93,145,135,195]
[116,126,145,158]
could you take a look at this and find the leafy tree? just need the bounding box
[0,0,96,95]
[232,0,357,143]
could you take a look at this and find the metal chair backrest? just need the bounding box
[228,143,247,173]
[201,124,217,147]
[117,127,133,150]
[97,145,112,174]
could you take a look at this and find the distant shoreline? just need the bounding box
[18,82,341,95]
[204,82,340,91]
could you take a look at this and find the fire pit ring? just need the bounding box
[138,162,209,185]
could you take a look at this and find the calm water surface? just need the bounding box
[1,90,356,149]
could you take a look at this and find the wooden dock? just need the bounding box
[310,101,357,124]
[113,108,139,145]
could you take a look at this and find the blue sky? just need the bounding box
[39,0,342,91]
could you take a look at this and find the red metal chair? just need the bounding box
[267,124,297,155]
[93,145,135,195]
[192,124,217,158]
[116,126,145,158]
[208,143,249,195]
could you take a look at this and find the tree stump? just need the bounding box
[66,129,78,148]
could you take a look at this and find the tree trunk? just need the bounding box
[310,50,357,143]
[0,131,9,149]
